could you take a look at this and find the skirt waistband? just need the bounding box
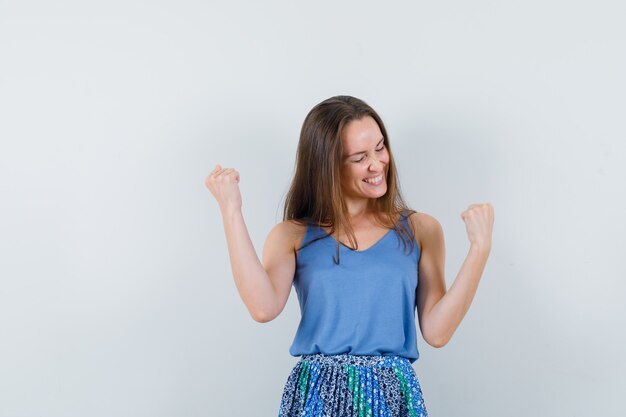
[299,353,411,368]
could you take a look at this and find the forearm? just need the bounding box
[220,206,277,321]
[427,243,491,346]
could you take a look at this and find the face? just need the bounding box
[339,116,390,200]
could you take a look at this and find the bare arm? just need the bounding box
[414,204,494,347]
[206,164,296,323]
[220,208,274,322]
[220,207,296,322]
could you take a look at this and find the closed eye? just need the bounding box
[354,145,385,163]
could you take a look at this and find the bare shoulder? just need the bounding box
[266,219,308,252]
[407,211,443,249]
[260,219,308,320]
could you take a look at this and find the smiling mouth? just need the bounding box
[363,174,384,185]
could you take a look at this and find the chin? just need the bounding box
[364,186,387,198]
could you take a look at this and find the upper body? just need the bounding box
[257,98,450,350]
[206,95,493,353]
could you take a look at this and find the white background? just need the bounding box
[1,1,624,416]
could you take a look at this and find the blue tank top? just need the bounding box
[289,210,422,364]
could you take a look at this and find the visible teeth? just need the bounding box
[364,174,383,184]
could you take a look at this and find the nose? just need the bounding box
[368,155,384,171]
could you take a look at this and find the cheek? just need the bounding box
[341,166,356,181]
[343,166,365,183]
[350,167,364,181]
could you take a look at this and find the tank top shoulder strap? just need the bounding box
[397,209,417,240]
[398,209,410,226]
[298,218,329,250]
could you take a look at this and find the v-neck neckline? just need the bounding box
[318,212,404,253]
[332,227,394,253]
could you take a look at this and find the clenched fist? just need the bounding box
[460,202,494,251]
[204,164,243,213]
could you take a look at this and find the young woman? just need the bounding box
[205,95,494,417]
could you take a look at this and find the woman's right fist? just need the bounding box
[204,164,243,212]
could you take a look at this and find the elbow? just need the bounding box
[424,330,450,348]
[252,313,274,323]
[428,337,449,348]
[421,319,450,348]
[250,307,278,323]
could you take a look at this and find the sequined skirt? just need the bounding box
[277,353,428,417]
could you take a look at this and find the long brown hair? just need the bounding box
[282,95,417,264]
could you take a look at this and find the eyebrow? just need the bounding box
[345,138,385,158]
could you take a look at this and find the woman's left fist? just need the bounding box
[460,202,494,250]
